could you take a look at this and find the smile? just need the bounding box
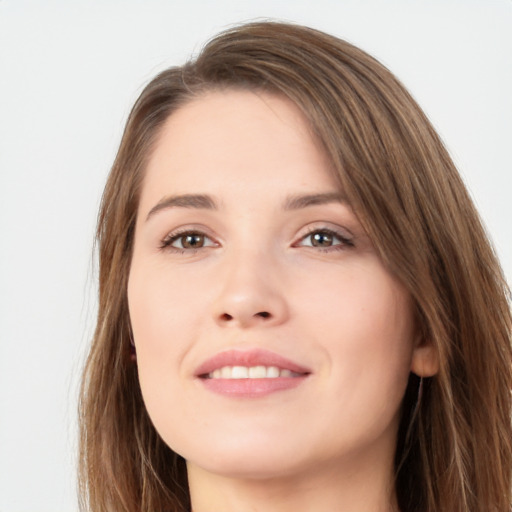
[195,349,311,397]
[206,365,302,379]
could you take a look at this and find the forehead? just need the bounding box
[139,90,339,212]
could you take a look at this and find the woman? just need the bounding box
[79,21,512,512]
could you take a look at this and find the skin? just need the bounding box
[128,90,438,512]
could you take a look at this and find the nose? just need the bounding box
[212,249,289,329]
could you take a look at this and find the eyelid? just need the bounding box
[159,225,220,252]
[293,224,355,249]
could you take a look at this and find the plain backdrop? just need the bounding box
[0,1,511,511]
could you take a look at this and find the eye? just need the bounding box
[297,228,354,250]
[160,230,217,251]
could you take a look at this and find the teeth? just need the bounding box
[267,366,280,378]
[231,366,248,378]
[207,365,300,379]
[249,365,266,378]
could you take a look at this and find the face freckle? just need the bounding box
[127,89,422,484]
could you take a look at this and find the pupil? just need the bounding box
[183,234,203,248]
[312,232,332,247]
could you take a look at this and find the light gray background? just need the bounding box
[1,1,511,510]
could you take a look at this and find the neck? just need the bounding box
[187,447,398,512]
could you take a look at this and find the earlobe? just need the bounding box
[411,341,439,377]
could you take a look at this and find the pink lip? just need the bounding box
[194,349,311,398]
[194,348,311,376]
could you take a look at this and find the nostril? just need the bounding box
[217,310,273,324]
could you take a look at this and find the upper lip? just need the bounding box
[194,348,312,377]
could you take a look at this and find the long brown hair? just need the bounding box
[79,21,512,512]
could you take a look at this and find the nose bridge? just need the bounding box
[213,241,288,328]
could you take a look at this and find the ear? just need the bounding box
[410,337,439,377]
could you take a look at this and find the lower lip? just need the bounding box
[199,376,308,397]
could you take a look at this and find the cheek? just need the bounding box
[127,262,195,418]
[296,256,414,345]
[127,262,203,436]
[127,259,210,358]
[294,258,415,408]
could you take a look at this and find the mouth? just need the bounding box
[203,365,303,379]
[195,349,311,397]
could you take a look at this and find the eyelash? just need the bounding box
[159,228,217,254]
[297,227,355,252]
[159,227,355,254]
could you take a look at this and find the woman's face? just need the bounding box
[128,90,435,481]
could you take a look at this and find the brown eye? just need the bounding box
[180,233,205,249]
[162,230,217,251]
[297,228,354,250]
[310,231,334,247]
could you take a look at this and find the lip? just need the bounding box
[194,348,311,376]
[194,349,311,398]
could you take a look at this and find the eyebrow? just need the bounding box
[145,191,348,221]
[146,194,218,221]
[283,192,349,210]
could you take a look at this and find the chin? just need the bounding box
[178,435,314,480]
